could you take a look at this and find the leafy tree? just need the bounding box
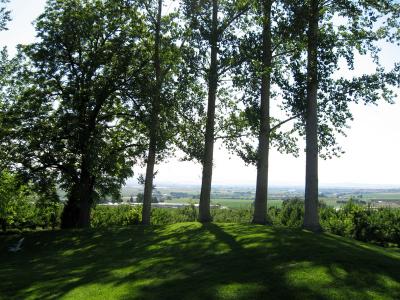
[229,0,398,229]
[141,0,163,225]
[225,0,302,224]
[181,0,250,222]
[138,0,189,225]
[1,0,150,228]
[282,0,400,231]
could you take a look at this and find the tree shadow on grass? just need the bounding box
[1,223,400,299]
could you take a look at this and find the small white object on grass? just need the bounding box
[8,238,24,252]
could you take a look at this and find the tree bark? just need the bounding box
[61,183,80,229]
[199,0,219,223]
[253,0,273,225]
[77,163,94,228]
[1,219,6,232]
[304,0,322,232]
[142,0,162,225]
[61,153,95,229]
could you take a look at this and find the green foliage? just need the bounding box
[212,207,253,223]
[321,201,400,247]
[91,205,142,228]
[1,0,153,228]
[0,170,61,231]
[0,171,32,231]
[320,200,362,237]
[268,198,400,247]
[150,205,198,224]
[4,196,400,248]
[34,196,63,230]
[278,198,305,227]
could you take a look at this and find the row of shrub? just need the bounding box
[0,170,62,232]
[269,199,400,247]
[0,201,62,232]
[90,201,400,247]
[2,198,399,247]
[90,204,255,227]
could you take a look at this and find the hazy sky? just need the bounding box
[1,0,399,187]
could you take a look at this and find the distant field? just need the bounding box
[363,193,400,200]
[122,197,352,209]
[119,187,400,210]
[163,198,284,209]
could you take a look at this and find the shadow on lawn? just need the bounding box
[1,223,400,299]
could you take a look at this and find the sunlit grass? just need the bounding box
[1,223,400,299]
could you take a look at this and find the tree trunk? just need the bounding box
[142,0,162,225]
[199,0,218,223]
[61,183,80,229]
[61,154,95,229]
[253,0,273,225]
[1,219,6,232]
[77,167,94,228]
[304,0,322,232]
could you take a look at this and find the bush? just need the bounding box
[0,171,62,232]
[278,198,304,227]
[4,194,400,248]
[212,207,253,223]
[320,201,362,237]
[319,200,400,247]
[91,205,142,227]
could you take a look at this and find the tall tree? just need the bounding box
[141,0,163,225]
[252,0,273,224]
[1,0,149,228]
[303,0,320,231]
[136,0,193,225]
[182,0,250,222]
[282,0,400,231]
[224,0,301,224]
[199,0,219,222]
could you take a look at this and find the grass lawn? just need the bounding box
[1,223,400,299]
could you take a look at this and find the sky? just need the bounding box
[1,0,399,187]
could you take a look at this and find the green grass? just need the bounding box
[363,193,400,200]
[1,223,400,299]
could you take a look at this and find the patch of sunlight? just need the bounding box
[241,239,274,249]
[283,263,387,299]
[161,222,200,234]
[237,233,269,242]
[284,262,333,286]
[22,277,83,300]
[375,273,400,290]
[60,281,137,300]
[60,244,96,256]
[364,290,389,299]
[215,282,266,299]
[135,256,174,269]
[62,275,188,300]
[62,249,75,256]
[110,266,136,279]
[329,264,348,280]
